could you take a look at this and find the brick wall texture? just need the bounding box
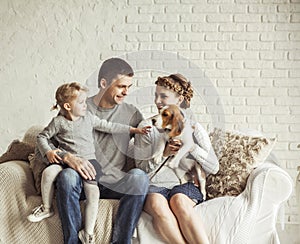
[1,0,299,226]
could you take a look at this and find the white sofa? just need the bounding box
[136,159,293,244]
[0,128,293,244]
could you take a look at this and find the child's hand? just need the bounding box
[130,126,151,135]
[46,149,62,164]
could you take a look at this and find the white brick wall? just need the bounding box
[0,0,299,234]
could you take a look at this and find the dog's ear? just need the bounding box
[161,109,173,129]
[169,107,184,138]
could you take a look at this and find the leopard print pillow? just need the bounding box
[206,128,276,200]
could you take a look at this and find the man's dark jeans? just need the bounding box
[56,168,149,244]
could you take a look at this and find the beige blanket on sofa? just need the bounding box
[0,161,119,244]
[0,160,293,244]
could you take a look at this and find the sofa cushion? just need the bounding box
[0,140,34,164]
[206,128,276,199]
[22,125,44,147]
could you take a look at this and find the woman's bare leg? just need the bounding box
[144,193,186,244]
[170,193,209,244]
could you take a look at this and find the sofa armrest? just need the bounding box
[192,160,293,244]
[0,161,41,242]
[0,160,37,197]
[0,160,119,243]
[230,160,293,244]
[241,161,293,244]
[245,161,293,205]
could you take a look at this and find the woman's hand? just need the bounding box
[63,153,96,180]
[163,138,182,157]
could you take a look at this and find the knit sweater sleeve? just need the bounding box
[189,122,219,175]
[91,112,130,134]
[36,117,59,157]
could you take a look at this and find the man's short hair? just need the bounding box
[98,58,134,87]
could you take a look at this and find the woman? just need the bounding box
[135,74,219,244]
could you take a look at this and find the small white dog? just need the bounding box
[152,105,207,200]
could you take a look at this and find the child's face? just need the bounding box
[70,90,87,117]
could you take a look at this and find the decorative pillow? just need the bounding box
[206,128,276,200]
[0,140,34,164]
[22,125,44,147]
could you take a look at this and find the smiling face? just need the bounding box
[154,85,183,112]
[99,74,133,108]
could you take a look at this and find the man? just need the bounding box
[55,58,149,244]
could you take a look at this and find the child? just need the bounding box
[27,82,150,244]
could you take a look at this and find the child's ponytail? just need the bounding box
[51,103,59,111]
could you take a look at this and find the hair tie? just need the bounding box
[51,103,59,111]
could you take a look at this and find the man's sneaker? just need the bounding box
[78,229,95,244]
[27,204,54,222]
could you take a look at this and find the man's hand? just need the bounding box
[46,149,62,164]
[163,138,182,157]
[63,153,96,180]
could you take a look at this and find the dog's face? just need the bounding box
[152,105,184,138]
